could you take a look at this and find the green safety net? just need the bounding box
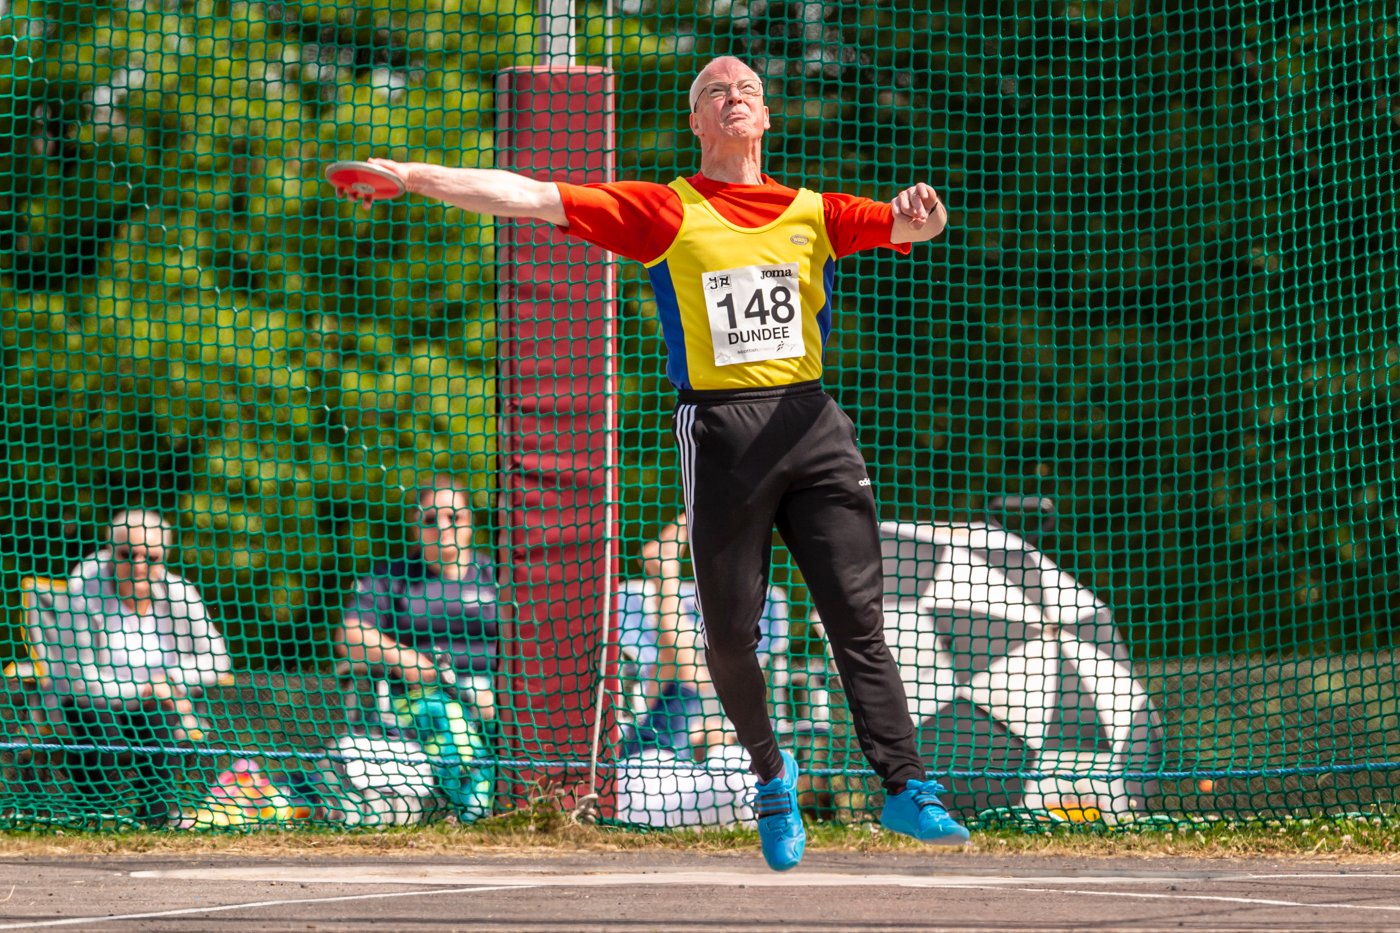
[1,0,1398,832]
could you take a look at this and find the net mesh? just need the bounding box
[2,0,1398,831]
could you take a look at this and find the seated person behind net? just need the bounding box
[614,514,756,828]
[50,509,232,827]
[622,512,716,756]
[621,515,823,768]
[334,476,498,723]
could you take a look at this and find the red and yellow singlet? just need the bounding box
[646,179,834,391]
[556,173,909,391]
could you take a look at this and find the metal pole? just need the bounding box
[539,0,575,67]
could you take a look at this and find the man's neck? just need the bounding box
[697,144,765,184]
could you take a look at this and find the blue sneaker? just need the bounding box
[880,779,970,845]
[753,751,805,871]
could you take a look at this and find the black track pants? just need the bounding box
[672,383,924,791]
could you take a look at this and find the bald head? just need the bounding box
[108,509,172,548]
[687,55,770,180]
[688,56,764,111]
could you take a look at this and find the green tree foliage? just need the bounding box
[606,1,1399,653]
[1,0,1396,659]
[0,0,542,654]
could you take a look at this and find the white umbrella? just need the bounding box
[879,521,1165,820]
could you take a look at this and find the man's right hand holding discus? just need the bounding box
[364,158,412,189]
[329,156,569,225]
[325,159,409,207]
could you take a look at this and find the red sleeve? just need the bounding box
[555,181,683,265]
[822,192,912,259]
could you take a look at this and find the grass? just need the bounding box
[3,810,1400,861]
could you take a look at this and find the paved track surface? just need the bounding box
[1,852,1397,931]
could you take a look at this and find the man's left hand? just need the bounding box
[892,183,941,228]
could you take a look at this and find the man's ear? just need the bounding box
[763,106,771,130]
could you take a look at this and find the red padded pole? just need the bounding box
[495,65,618,813]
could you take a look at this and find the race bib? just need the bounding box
[702,263,805,367]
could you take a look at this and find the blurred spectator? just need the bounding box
[622,512,720,756]
[639,513,704,686]
[53,508,231,827]
[326,476,498,823]
[616,514,833,826]
[334,475,498,717]
[614,514,757,826]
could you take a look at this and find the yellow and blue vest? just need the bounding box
[645,178,837,391]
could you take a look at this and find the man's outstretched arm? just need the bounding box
[889,182,947,244]
[366,158,568,226]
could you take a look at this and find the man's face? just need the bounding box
[413,487,473,566]
[112,524,166,591]
[688,62,769,144]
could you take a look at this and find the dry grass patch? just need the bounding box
[2,813,1399,862]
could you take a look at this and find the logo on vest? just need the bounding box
[790,234,809,245]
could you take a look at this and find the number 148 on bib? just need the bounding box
[703,262,806,367]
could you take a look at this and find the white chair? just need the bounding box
[2,576,234,814]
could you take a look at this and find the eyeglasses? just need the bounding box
[418,509,473,528]
[113,545,164,564]
[695,80,763,108]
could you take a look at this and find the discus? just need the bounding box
[325,160,406,202]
